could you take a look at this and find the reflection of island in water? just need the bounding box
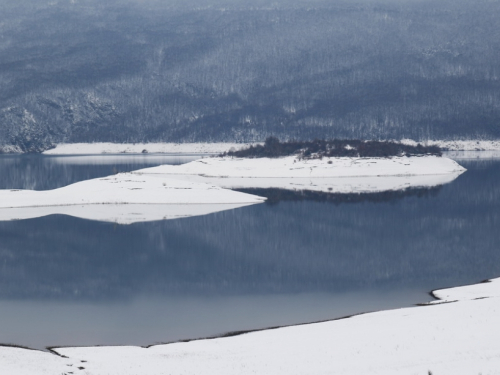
[0,160,499,349]
[0,154,465,224]
[0,160,497,302]
[235,186,443,205]
[0,171,462,224]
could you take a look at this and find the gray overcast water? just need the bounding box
[0,155,499,349]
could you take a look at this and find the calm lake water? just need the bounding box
[0,154,499,349]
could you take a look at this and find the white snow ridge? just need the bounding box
[0,173,265,224]
[134,155,466,193]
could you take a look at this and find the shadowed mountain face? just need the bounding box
[1,0,500,151]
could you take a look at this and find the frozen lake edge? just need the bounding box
[1,276,499,374]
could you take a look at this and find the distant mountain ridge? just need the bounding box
[0,0,500,152]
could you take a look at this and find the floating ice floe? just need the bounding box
[0,173,265,224]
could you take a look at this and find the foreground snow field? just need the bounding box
[1,277,499,375]
[0,173,265,223]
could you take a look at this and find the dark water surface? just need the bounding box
[0,154,499,349]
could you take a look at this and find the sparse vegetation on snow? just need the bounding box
[222,137,442,159]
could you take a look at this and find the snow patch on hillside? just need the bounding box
[0,144,23,153]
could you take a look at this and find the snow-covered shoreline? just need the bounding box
[444,150,500,160]
[2,276,499,374]
[401,139,500,151]
[34,140,500,155]
[41,142,259,155]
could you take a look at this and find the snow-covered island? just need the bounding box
[127,138,465,194]
[2,276,499,374]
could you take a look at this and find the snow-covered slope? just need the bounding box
[0,173,265,224]
[2,277,499,375]
[42,142,257,155]
[134,155,466,194]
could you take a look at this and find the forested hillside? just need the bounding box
[0,0,499,152]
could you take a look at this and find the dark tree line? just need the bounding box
[223,137,441,158]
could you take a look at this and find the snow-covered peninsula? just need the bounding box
[2,276,499,374]
[137,155,465,178]
[0,173,265,224]
[134,155,466,194]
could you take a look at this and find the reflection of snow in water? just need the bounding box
[0,156,466,223]
[46,154,205,165]
[0,173,264,224]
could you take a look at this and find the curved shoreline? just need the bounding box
[2,276,499,374]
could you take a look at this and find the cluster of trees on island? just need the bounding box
[223,137,441,159]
